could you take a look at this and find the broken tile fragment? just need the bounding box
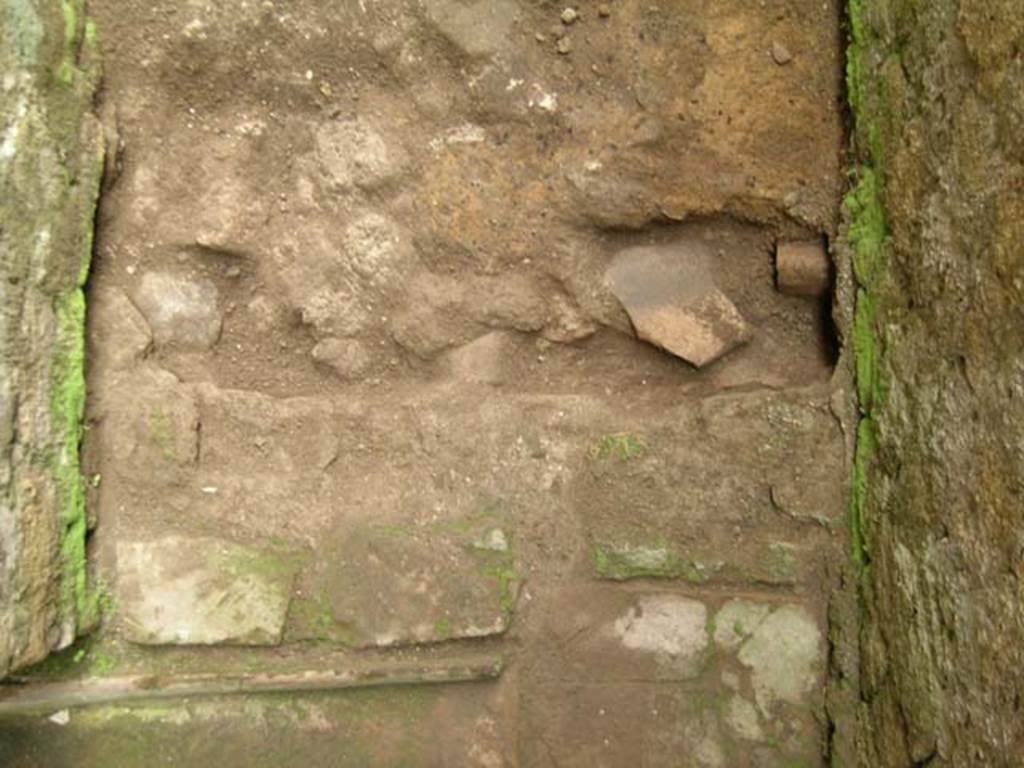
[117,536,298,646]
[775,239,831,297]
[606,244,751,367]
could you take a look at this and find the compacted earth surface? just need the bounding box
[0,1,848,765]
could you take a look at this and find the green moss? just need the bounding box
[845,169,888,286]
[148,408,176,461]
[287,597,358,646]
[434,616,452,640]
[480,563,518,619]
[765,542,797,582]
[57,0,84,86]
[592,543,709,583]
[845,0,891,578]
[50,289,94,629]
[223,548,305,582]
[849,418,877,567]
[591,433,646,461]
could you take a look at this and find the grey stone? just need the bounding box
[726,695,764,741]
[713,600,772,651]
[771,41,794,65]
[90,287,152,374]
[314,118,406,190]
[300,288,369,338]
[613,595,708,671]
[312,338,371,381]
[446,331,507,385]
[606,243,751,367]
[99,369,199,488]
[133,272,222,350]
[422,0,518,58]
[0,0,104,675]
[117,536,297,646]
[737,604,822,713]
[343,212,416,287]
[290,517,517,648]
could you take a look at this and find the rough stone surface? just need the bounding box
[736,604,822,714]
[290,517,517,649]
[0,0,104,677]
[606,243,752,367]
[133,272,222,350]
[117,536,297,646]
[522,586,825,767]
[314,118,406,191]
[445,332,507,385]
[613,595,708,663]
[311,338,371,381]
[848,0,1024,764]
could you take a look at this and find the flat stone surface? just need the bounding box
[614,595,709,672]
[133,272,222,350]
[606,243,752,367]
[117,536,298,646]
[290,516,517,648]
[736,604,823,714]
[523,584,827,767]
[98,368,199,489]
[583,389,844,588]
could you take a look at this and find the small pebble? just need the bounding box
[535,32,547,42]
[772,41,793,65]
[561,7,579,24]
[598,4,611,17]
[556,37,573,54]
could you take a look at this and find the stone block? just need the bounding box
[133,272,222,350]
[290,516,517,648]
[521,585,826,767]
[117,536,298,646]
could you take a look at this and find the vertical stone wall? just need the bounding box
[0,0,104,677]
[848,0,1024,764]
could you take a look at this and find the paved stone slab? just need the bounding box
[606,243,751,367]
[734,603,823,714]
[117,536,297,646]
[98,368,199,489]
[289,516,517,648]
[580,389,844,587]
[521,585,825,767]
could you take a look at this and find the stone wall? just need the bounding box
[848,0,1024,764]
[0,0,104,677]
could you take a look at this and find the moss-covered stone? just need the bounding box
[845,0,1024,764]
[1,0,104,677]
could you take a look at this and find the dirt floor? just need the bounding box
[1,1,849,765]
